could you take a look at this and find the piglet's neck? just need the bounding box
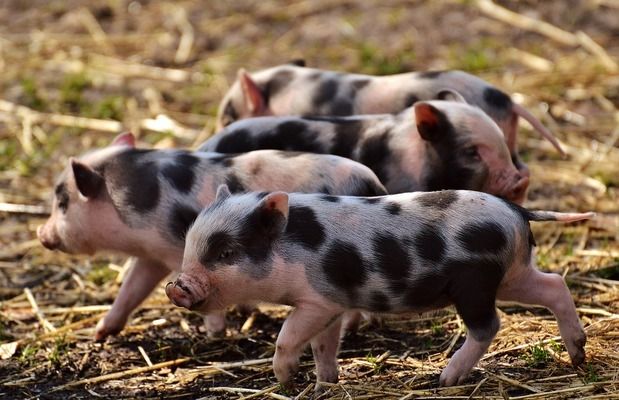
[90,199,183,269]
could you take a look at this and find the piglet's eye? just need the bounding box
[463,146,481,161]
[218,249,233,260]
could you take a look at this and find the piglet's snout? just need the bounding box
[508,174,530,204]
[37,224,60,250]
[166,280,197,309]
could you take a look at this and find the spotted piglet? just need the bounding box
[217,64,565,174]
[168,185,591,388]
[201,100,530,204]
[37,133,386,340]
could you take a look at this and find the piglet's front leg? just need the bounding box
[273,305,342,388]
[311,315,342,392]
[95,257,170,341]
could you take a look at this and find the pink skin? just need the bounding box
[221,66,565,177]
[40,134,385,341]
[477,143,529,204]
[167,192,589,387]
[440,246,586,386]
[169,246,586,388]
[37,156,187,340]
[165,261,345,390]
[33,137,215,339]
[413,102,529,204]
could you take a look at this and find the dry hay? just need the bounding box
[0,0,618,399]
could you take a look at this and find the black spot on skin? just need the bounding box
[264,70,294,102]
[54,182,70,212]
[359,132,392,184]
[313,79,338,106]
[373,233,410,292]
[369,291,391,312]
[237,203,287,267]
[213,129,256,153]
[498,197,537,249]
[483,87,512,111]
[233,121,323,153]
[456,222,507,253]
[160,153,199,194]
[169,203,199,241]
[385,202,401,215]
[361,197,381,205]
[417,71,445,79]
[207,153,235,167]
[330,99,353,116]
[403,275,450,309]
[320,194,340,203]
[321,240,366,302]
[351,78,371,91]
[445,258,503,337]
[420,108,484,192]
[352,179,388,197]
[331,120,362,158]
[225,174,245,193]
[102,149,160,213]
[199,231,234,267]
[284,205,326,250]
[417,191,459,210]
[404,94,420,108]
[413,224,446,263]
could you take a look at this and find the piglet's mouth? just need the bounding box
[189,300,206,311]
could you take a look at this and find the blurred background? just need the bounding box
[0,1,617,398]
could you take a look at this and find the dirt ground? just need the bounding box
[0,0,618,399]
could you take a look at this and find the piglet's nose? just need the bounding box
[165,280,194,309]
[37,225,59,250]
[508,176,530,205]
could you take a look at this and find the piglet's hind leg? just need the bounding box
[497,265,586,366]
[440,262,502,386]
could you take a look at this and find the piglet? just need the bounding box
[201,100,530,204]
[217,64,565,174]
[168,185,591,388]
[37,133,386,340]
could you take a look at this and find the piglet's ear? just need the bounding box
[111,132,136,148]
[414,102,450,143]
[257,192,289,237]
[437,89,467,104]
[214,184,232,203]
[238,68,266,115]
[288,58,306,67]
[71,159,104,198]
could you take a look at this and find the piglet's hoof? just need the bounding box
[94,317,123,342]
[204,314,227,338]
[439,367,469,387]
[570,335,587,367]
